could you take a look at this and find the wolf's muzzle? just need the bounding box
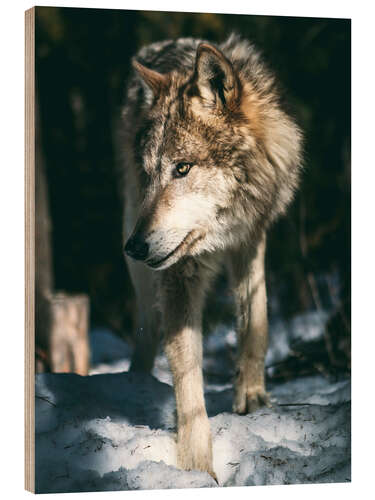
[124,235,149,261]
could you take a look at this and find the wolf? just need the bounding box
[118,34,302,480]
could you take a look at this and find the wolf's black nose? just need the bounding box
[124,235,149,261]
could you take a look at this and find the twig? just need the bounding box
[36,394,57,407]
[277,402,316,406]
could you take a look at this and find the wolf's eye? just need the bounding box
[175,162,193,177]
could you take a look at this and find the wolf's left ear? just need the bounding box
[193,43,240,110]
[132,59,170,96]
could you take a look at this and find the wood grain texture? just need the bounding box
[25,6,35,493]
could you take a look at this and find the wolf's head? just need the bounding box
[124,40,302,270]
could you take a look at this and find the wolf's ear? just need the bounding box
[193,43,240,110]
[132,59,169,96]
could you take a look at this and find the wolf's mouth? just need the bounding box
[147,247,180,269]
[146,230,197,269]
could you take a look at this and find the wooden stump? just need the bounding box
[47,293,90,375]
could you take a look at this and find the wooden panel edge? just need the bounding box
[25,6,35,494]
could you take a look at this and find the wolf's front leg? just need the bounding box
[229,233,271,414]
[159,263,216,480]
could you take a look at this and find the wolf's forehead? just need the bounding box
[140,98,187,173]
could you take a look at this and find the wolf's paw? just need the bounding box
[233,383,271,414]
[177,417,217,483]
[177,442,217,482]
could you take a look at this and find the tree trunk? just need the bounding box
[35,92,90,375]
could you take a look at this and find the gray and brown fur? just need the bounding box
[117,34,302,480]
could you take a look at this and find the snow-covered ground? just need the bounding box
[35,312,351,493]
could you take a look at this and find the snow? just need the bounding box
[35,315,350,493]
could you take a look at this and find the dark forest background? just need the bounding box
[35,7,351,374]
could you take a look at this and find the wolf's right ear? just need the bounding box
[193,43,240,110]
[132,59,170,96]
